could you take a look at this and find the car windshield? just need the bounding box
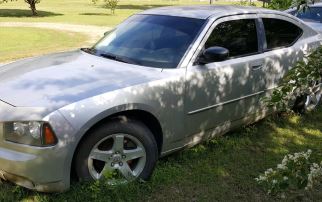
[290,7,322,23]
[90,14,205,68]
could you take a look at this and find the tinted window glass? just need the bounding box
[93,15,205,68]
[205,19,258,58]
[295,7,322,23]
[263,18,303,50]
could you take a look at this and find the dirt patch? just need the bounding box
[0,22,110,43]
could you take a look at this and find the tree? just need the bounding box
[104,0,119,15]
[0,0,41,16]
[90,0,119,15]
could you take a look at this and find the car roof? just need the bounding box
[307,2,322,7]
[140,5,285,20]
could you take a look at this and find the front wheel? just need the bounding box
[75,118,158,185]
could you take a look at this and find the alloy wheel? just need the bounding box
[305,80,322,111]
[87,133,146,184]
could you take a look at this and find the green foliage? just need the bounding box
[256,150,322,197]
[238,0,257,6]
[256,150,312,195]
[268,0,293,10]
[262,46,322,111]
[104,0,119,14]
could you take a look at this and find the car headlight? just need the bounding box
[3,121,57,147]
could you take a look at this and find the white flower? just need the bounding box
[272,180,277,184]
[283,176,288,181]
[259,175,267,181]
[277,164,287,170]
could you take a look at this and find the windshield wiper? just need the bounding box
[100,53,137,65]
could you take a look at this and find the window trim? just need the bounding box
[260,17,304,52]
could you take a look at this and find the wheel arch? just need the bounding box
[69,108,164,180]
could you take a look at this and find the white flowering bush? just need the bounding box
[306,162,322,190]
[255,150,322,195]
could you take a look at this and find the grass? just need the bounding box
[0,27,88,63]
[0,108,321,201]
[0,0,262,26]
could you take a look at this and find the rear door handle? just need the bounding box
[251,64,263,70]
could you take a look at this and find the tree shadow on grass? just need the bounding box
[0,9,63,17]
[79,13,112,16]
[117,4,170,10]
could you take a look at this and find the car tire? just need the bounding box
[75,117,158,183]
[292,80,322,114]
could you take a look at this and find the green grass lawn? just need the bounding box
[0,108,321,202]
[0,0,262,26]
[0,27,87,63]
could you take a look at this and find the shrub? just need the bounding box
[256,150,322,196]
[262,46,322,112]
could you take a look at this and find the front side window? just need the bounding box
[205,19,259,58]
[92,15,205,68]
[262,18,303,50]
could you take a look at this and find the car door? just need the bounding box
[184,15,268,138]
[258,15,306,93]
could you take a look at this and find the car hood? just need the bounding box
[0,50,164,109]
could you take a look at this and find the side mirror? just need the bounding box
[198,46,229,64]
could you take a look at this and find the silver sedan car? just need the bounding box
[0,6,321,192]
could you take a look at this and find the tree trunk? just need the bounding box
[30,1,37,16]
[25,0,38,16]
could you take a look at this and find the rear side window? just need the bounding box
[205,19,259,58]
[262,18,303,50]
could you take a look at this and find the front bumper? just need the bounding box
[0,169,66,192]
[0,145,68,192]
[0,101,76,192]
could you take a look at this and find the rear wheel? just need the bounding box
[75,118,158,185]
[292,80,322,113]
